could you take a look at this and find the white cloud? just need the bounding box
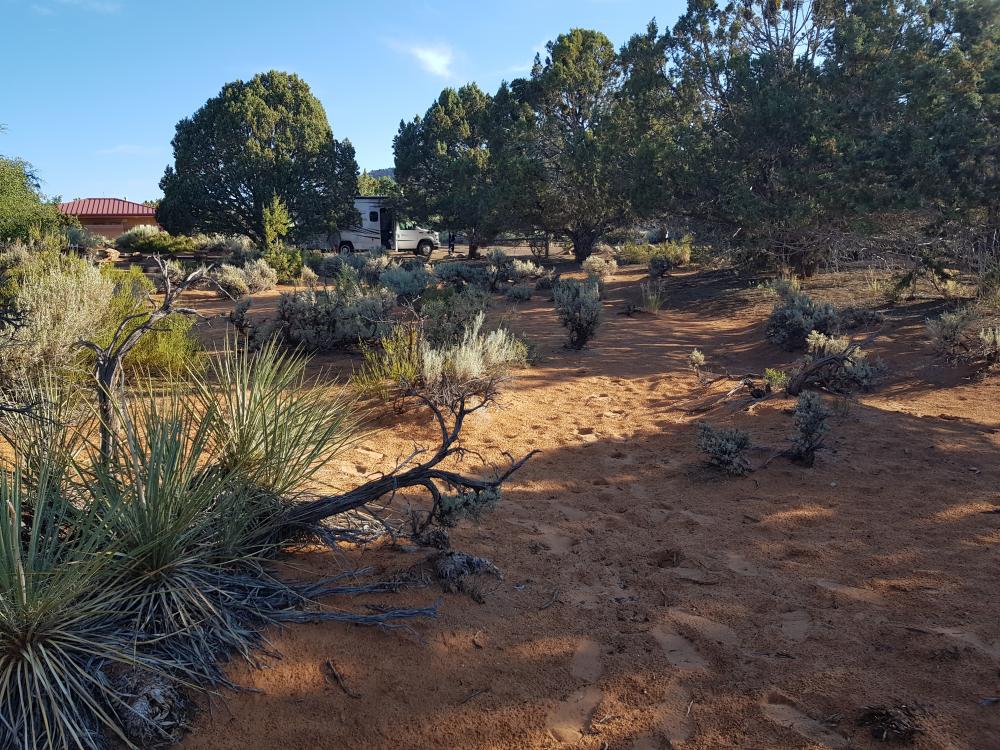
[97,144,161,156]
[387,41,454,78]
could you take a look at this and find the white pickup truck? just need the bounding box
[335,196,440,256]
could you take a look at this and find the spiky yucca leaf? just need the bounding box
[194,337,362,498]
[0,467,155,750]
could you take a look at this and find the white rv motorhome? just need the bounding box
[335,196,440,256]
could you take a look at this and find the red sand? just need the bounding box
[181,264,1000,749]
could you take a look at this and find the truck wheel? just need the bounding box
[416,240,432,257]
[339,242,354,253]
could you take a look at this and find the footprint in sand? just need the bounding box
[650,624,707,671]
[632,678,694,749]
[724,551,762,577]
[779,610,811,643]
[546,638,604,744]
[761,693,847,749]
[668,609,739,647]
[815,579,882,604]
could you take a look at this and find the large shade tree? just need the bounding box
[394,84,503,255]
[0,154,64,242]
[158,71,358,245]
[511,29,635,261]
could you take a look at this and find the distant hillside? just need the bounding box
[369,168,394,179]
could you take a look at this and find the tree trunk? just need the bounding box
[569,228,600,262]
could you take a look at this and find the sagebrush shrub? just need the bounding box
[271,286,394,351]
[434,261,489,289]
[511,259,543,282]
[765,288,839,351]
[419,312,527,405]
[796,331,885,392]
[697,422,752,476]
[421,286,491,347]
[380,262,432,301]
[582,255,618,281]
[215,264,251,298]
[299,266,319,289]
[485,249,515,290]
[0,254,113,384]
[506,285,532,303]
[353,312,526,407]
[243,258,278,293]
[925,309,975,359]
[688,348,705,374]
[554,279,602,349]
[789,391,829,466]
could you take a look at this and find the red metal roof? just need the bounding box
[59,198,157,217]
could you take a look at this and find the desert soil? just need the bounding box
[181,260,1000,749]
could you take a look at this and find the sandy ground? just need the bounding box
[180,261,1000,749]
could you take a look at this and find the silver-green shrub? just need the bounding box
[789,391,829,466]
[697,422,752,476]
[554,279,602,349]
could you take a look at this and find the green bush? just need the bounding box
[380,262,432,302]
[100,264,204,376]
[789,392,830,466]
[765,288,839,351]
[554,279,602,349]
[697,422,752,476]
[263,244,302,283]
[65,225,105,250]
[115,225,195,255]
[434,261,489,289]
[420,286,491,347]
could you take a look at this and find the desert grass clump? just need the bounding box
[640,280,666,313]
[688,348,706,377]
[789,391,830,466]
[697,422,752,476]
[925,308,975,360]
[554,278,602,349]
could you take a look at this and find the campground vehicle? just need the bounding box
[334,196,440,256]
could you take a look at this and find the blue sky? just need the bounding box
[1,0,682,202]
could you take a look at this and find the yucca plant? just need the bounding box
[193,338,361,501]
[0,466,157,750]
[88,390,279,684]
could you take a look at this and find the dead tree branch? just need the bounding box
[281,396,538,535]
[79,255,213,459]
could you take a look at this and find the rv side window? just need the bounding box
[369,211,379,222]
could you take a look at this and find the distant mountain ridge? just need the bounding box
[368,168,395,179]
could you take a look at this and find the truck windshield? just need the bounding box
[398,219,418,230]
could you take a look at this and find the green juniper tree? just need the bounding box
[158,71,359,246]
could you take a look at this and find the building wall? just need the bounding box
[79,216,159,239]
